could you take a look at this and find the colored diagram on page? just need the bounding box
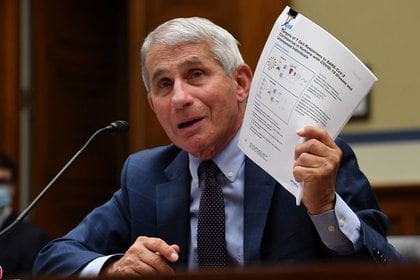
[256,46,315,125]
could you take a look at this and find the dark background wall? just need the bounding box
[2,0,418,238]
[0,0,287,238]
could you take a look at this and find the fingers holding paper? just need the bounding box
[293,126,342,214]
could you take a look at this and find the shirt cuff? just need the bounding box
[309,193,361,254]
[79,254,123,278]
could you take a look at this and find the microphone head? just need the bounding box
[106,120,129,133]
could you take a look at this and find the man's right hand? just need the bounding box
[100,236,180,277]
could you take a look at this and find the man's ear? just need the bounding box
[234,64,252,102]
[147,94,156,113]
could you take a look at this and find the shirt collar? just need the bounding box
[189,130,245,184]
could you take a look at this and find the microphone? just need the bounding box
[0,120,129,239]
[105,120,129,133]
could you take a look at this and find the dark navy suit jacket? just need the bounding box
[33,138,403,275]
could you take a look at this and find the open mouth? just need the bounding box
[178,118,203,129]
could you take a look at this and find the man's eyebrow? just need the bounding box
[150,56,205,83]
[179,56,204,68]
[151,68,169,84]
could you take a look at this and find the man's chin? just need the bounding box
[179,143,212,159]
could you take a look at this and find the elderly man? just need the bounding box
[34,17,403,277]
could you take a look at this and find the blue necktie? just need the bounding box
[197,160,227,268]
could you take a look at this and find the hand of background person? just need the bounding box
[100,236,180,277]
[293,126,342,215]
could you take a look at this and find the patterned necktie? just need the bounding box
[197,160,227,269]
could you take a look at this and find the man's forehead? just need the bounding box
[148,42,210,63]
[156,55,204,70]
[147,43,215,79]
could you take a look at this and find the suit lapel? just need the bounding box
[155,150,191,266]
[243,157,277,264]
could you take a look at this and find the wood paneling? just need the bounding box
[374,185,420,235]
[0,0,20,209]
[30,0,288,237]
[5,0,418,240]
[31,0,128,238]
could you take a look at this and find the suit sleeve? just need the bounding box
[33,158,133,276]
[334,138,404,263]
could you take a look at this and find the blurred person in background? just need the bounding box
[0,153,50,279]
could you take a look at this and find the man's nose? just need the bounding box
[172,80,193,108]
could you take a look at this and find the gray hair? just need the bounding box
[141,17,244,92]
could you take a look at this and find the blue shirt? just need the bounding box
[188,132,246,269]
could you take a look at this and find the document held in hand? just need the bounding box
[238,6,377,205]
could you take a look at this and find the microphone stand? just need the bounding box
[0,121,128,239]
